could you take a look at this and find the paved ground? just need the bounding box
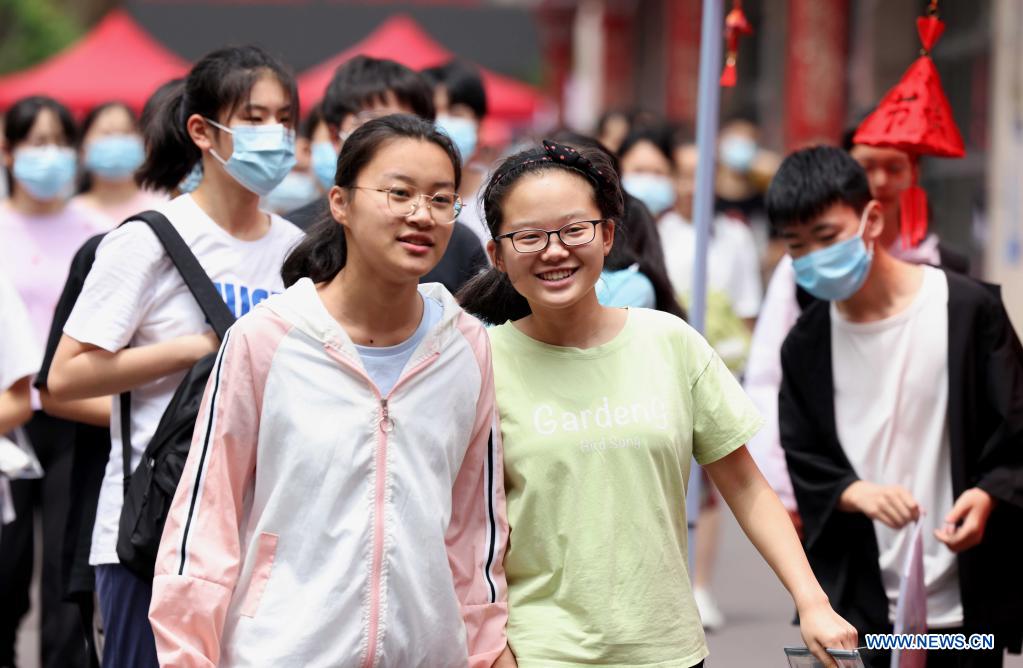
[15,511,1023,666]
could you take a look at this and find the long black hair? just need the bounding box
[281,114,461,287]
[456,141,624,325]
[136,45,298,191]
[608,195,686,319]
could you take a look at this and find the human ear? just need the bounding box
[328,185,350,227]
[863,200,885,242]
[486,239,506,272]
[186,113,214,152]
[601,220,616,257]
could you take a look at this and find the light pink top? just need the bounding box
[0,200,109,408]
[0,200,108,346]
[70,189,169,228]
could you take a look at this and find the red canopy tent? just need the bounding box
[0,10,190,116]
[297,15,546,126]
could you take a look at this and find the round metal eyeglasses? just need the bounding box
[353,186,463,224]
[494,220,606,253]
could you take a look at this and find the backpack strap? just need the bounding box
[121,392,133,494]
[119,210,237,491]
[123,210,235,339]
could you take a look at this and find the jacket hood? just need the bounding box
[260,278,467,362]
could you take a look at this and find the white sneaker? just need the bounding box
[694,587,725,632]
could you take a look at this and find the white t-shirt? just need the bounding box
[831,265,962,627]
[743,255,800,511]
[657,210,763,319]
[0,271,41,394]
[64,194,303,565]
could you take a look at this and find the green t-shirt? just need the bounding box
[489,308,763,668]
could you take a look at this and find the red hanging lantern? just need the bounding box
[720,0,753,88]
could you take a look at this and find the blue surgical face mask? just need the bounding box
[622,173,677,215]
[792,211,874,301]
[311,141,338,190]
[12,146,77,201]
[206,119,296,196]
[261,170,319,214]
[178,162,203,194]
[435,115,478,164]
[84,134,145,181]
[720,135,757,173]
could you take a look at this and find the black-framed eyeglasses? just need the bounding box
[494,220,606,254]
[352,185,463,224]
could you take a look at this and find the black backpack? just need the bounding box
[116,211,235,579]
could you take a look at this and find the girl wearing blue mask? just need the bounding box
[47,46,304,668]
[618,129,678,218]
[0,95,109,668]
[72,102,168,226]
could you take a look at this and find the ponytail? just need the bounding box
[136,81,196,190]
[457,267,531,325]
[281,214,346,287]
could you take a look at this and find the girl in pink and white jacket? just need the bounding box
[148,115,512,668]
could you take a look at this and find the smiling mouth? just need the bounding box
[537,268,578,282]
[398,235,434,247]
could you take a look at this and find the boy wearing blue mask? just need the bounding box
[771,146,1023,668]
[423,60,490,246]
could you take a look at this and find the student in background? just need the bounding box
[424,60,491,246]
[0,95,107,668]
[71,102,166,226]
[772,147,1023,668]
[47,46,304,667]
[260,104,321,215]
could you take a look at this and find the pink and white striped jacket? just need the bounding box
[148,278,509,667]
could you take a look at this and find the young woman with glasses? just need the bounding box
[458,140,857,668]
[147,114,513,667]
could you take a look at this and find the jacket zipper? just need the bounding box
[326,345,439,668]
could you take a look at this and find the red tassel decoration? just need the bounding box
[899,184,929,248]
[720,1,753,88]
[720,56,737,87]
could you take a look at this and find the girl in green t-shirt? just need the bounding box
[458,140,857,668]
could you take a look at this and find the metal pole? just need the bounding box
[690,0,724,335]
[687,0,725,571]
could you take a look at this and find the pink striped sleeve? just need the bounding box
[447,312,510,668]
[148,313,291,667]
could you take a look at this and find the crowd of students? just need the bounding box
[0,38,1020,668]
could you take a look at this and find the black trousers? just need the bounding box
[0,413,88,668]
